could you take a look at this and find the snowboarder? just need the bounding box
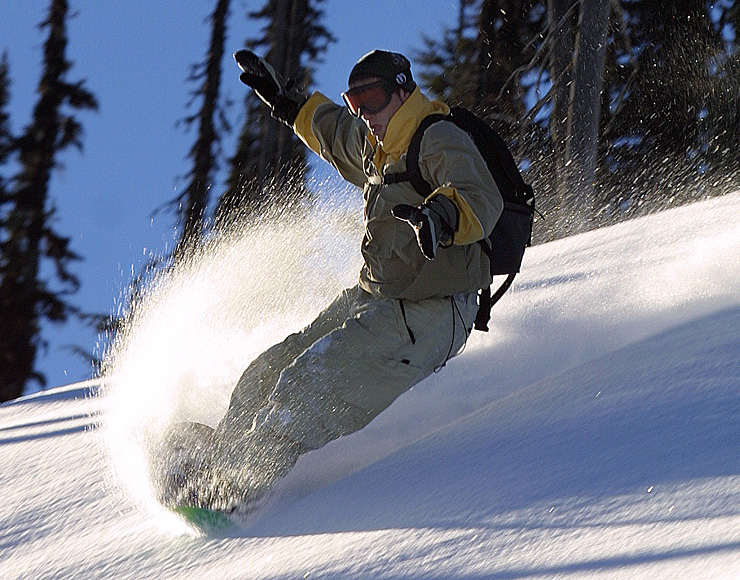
[156,49,504,514]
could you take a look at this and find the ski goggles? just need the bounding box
[342,79,397,117]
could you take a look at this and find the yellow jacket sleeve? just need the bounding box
[427,186,486,245]
[292,92,370,188]
[293,92,333,156]
[419,122,503,245]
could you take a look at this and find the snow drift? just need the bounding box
[2,191,740,579]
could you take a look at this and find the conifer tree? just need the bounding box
[415,0,479,107]
[476,0,545,130]
[416,0,549,239]
[217,0,334,224]
[0,0,97,401]
[419,0,739,240]
[598,0,731,215]
[0,53,12,208]
[170,0,231,258]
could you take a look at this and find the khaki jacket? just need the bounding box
[294,87,503,301]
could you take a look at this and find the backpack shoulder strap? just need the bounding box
[405,113,446,197]
[383,113,447,198]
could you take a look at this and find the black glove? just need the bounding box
[392,195,458,260]
[234,49,307,126]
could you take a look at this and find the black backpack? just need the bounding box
[387,106,535,331]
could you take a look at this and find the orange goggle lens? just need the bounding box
[342,80,394,117]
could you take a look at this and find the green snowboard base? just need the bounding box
[173,505,238,534]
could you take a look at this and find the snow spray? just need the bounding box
[97,187,362,512]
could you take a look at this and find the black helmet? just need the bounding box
[348,50,416,92]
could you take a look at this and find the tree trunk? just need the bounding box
[548,0,608,235]
[564,0,609,230]
[548,0,577,220]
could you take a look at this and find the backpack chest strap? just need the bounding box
[378,113,448,196]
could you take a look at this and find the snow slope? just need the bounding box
[2,192,740,579]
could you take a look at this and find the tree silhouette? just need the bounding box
[171,0,232,259]
[217,0,334,225]
[0,0,97,401]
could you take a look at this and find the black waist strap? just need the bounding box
[381,171,410,186]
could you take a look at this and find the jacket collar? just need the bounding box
[372,87,450,167]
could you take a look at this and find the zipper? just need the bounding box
[398,299,416,345]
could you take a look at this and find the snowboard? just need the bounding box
[152,421,265,534]
[152,422,235,532]
[172,505,238,534]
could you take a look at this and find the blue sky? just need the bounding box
[0,1,459,392]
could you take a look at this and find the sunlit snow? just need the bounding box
[2,191,740,579]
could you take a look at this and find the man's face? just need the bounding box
[344,77,408,141]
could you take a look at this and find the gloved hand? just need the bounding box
[234,49,307,126]
[392,195,458,260]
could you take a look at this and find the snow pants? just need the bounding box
[214,285,478,487]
